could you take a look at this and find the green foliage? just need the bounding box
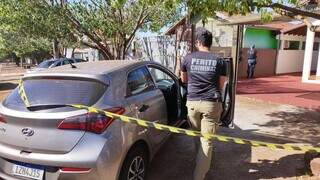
[0,0,303,60]
[63,0,181,59]
[261,9,273,22]
[176,0,301,22]
[0,30,52,58]
[0,0,181,60]
[0,0,76,58]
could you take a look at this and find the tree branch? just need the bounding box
[269,3,320,20]
[124,5,148,53]
[255,2,320,20]
[81,40,98,49]
[62,6,114,59]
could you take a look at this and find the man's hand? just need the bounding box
[219,76,227,91]
[180,71,188,83]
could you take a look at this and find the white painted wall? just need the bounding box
[195,18,233,47]
[276,50,318,74]
[70,48,100,61]
[136,36,176,72]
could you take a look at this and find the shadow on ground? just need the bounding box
[147,126,309,180]
[256,108,320,144]
[296,92,320,101]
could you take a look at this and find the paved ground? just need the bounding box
[0,63,25,82]
[148,96,320,180]
[1,66,319,179]
[148,75,320,180]
[237,74,320,110]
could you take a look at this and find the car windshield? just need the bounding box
[3,78,107,111]
[37,61,55,68]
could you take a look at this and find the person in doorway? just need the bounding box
[247,45,257,78]
[180,27,226,180]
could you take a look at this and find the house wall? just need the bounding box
[238,48,277,78]
[194,17,234,47]
[211,47,232,57]
[276,50,318,74]
[243,27,278,49]
[68,48,100,61]
[135,36,177,72]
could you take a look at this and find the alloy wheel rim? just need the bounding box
[128,156,145,180]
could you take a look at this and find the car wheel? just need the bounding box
[119,145,148,180]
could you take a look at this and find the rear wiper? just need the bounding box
[27,104,69,111]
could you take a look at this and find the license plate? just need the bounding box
[12,164,44,180]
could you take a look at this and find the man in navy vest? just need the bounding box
[181,27,226,180]
[247,45,257,78]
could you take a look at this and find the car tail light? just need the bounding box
[60,167,91,173]
[0,114,6,123]
[58,107,125,134]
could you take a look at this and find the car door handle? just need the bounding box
[136,104,149,112]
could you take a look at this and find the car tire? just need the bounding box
[119,145,149,180]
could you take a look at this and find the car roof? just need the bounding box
[24,60,156,80]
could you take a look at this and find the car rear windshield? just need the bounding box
[3,78,107,110]
[37,61,55,68]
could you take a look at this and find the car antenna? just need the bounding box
[69,62,77,69]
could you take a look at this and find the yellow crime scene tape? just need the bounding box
[18,79,30,107]
[17,79,320,153]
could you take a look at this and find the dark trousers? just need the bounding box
[247,60,256,79]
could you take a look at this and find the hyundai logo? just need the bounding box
[21,128,34,137]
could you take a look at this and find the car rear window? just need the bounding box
[3,78,107,110]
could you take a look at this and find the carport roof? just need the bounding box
[219,13,292,26]
[252,21,304,32]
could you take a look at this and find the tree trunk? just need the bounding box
[99,49,111,60]
[121,43,127,60]
[20,57,23,67]
[53,39,60,59]
[71,48,75,58]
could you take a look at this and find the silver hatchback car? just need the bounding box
[0,60,235,180]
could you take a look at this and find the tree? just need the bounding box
[53,0,182,59]
[0,0,182,60]
[0,30,52,60]
[0,0,78,59]
[4,0,316,62]
[181,0,320,23]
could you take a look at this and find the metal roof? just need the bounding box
[164,16,187,35]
